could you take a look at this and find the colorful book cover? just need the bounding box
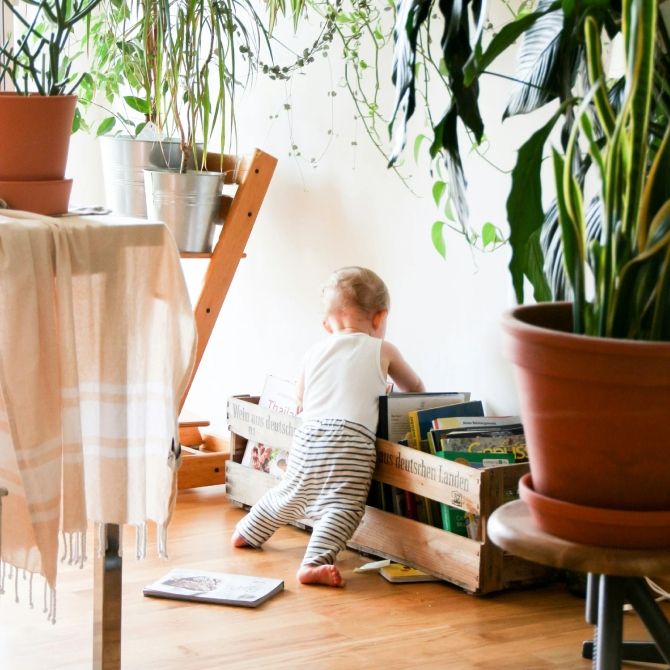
[408,400,485,450]
[440,431,527,462]
[241,374,298,478]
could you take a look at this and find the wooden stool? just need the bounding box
[488,500,670,669]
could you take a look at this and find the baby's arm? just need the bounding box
[381,341,425,393]
[295,368,305,414]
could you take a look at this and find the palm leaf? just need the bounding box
[388,0,432,162]
[506,109,561,303]
[504,0,577,119]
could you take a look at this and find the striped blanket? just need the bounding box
[0,210,196,619]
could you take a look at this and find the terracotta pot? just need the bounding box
[502,302,670,526]
[0,94,77,181]
[0,179,73,215]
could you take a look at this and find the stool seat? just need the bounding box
[488,500,670,669]
[488,499,670,577]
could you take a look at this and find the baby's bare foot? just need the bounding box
[231,530,253,548]
[297,564,344,587]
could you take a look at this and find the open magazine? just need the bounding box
[143,568,284,607]
[240,374,298,478]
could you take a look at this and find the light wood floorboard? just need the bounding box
[1,486,667,669]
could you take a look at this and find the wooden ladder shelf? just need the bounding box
[177,148,277,489]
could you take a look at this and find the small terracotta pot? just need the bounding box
[0,94,77,181]
[0,179,73,215]
[502,302,670,520]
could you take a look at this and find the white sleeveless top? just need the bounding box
[300,332,387,433]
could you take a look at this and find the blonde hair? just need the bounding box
[321,266,390,317]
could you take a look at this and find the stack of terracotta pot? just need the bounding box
[0,94,77,216]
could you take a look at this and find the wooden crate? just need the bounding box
[226,395,550,595]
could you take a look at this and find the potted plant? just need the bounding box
[79,0,282,250]
[78,0,194,218]
[0,0,102,213]
[500,0,670,548]
[386,0,670,548]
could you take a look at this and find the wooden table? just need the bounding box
[0,212,195,669]
[488,500,670,669]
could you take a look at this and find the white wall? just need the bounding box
[67,2,532,435]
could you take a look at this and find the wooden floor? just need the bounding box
[1,485,668,669]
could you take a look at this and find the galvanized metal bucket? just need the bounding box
[99,137,202,218]
[143,169,223,253]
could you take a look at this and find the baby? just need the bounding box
[232,266,424,586]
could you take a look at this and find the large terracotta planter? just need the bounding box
[502,302,670,548]
[0,94,77,181]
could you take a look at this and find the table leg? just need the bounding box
[594,575,624,670]
[93,523,122,670]
[625,577,670,664]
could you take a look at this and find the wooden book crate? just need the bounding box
[226,396,550,595]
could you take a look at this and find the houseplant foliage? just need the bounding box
[80,0,279,168]
[1,0,102,95]
[0,0,102,213]
[388,0,670,307]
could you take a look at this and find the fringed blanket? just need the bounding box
[0,210,196,620]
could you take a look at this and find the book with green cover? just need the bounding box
[435,450,514,538]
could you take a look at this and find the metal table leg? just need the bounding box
[93,523,122,670]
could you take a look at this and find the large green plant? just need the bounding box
[554,0,670,339]
[1,0,103,95]
[388,0,670,322]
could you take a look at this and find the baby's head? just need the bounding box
[321,266,390,320]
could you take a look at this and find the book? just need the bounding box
[374,391,469,520]
[440,430,528,462]
[407,400,485,451]
[431,415,521,430]
[241,374,298,478]
[379,563,440,583]
[143,568,284,607]
[436,450,515,539]
[377,391,470,443]
[427,423,524,455]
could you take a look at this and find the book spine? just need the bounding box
[407,410,421,449]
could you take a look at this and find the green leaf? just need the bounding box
[432,181,446,208]
[507,110,561,303]
[96,116,116,137]
[463,1,560,86]
[72,107,82,133]
[413,134,428,163]
[481,222,498,247]
[124,95,149,114]
[431,221,447,259]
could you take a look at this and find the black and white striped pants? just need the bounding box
[235,419,376,566]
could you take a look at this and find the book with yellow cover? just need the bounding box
[379,563,440,583]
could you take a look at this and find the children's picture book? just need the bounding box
[241,374,298,478]
[379,563,440,583]
[427,423,524,455]
[143,568,284,608]
[436,450,515,540]
[408,400,485,451]
[377,391,470,443]
[354,559,439,583]
[440,430,528,462]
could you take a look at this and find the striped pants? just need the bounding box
[235,419,376,567]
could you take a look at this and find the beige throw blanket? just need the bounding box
[0,210,196,619]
